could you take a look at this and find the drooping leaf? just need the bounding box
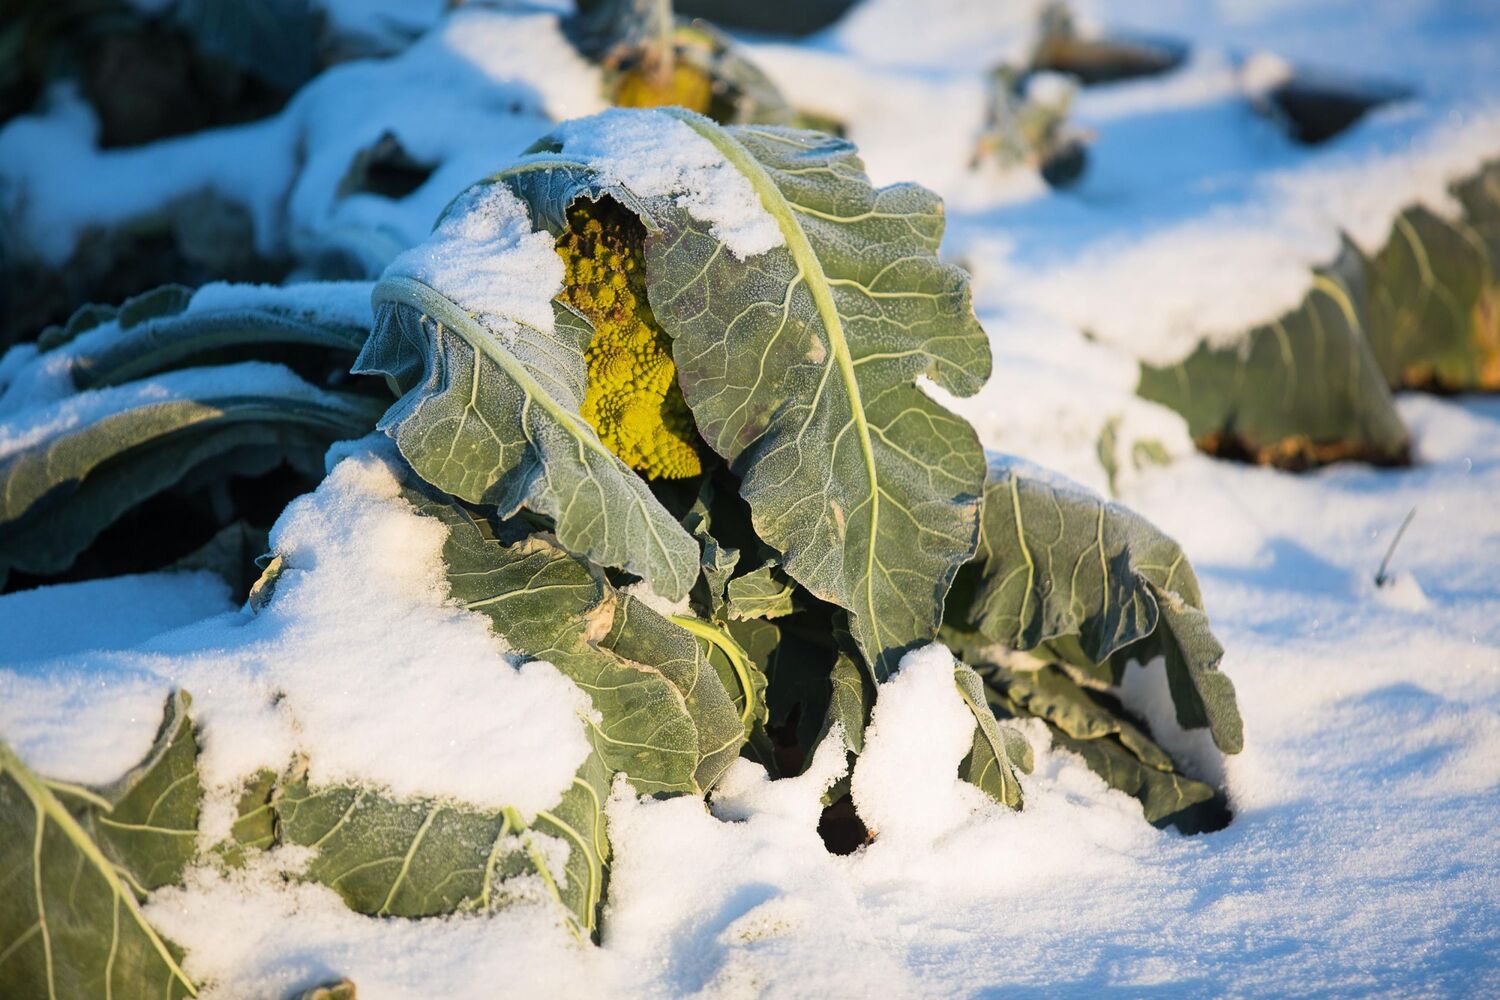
[0,718,197,998]
[950,459,1243,754]
[0,367,383,580]
[672,612,774,765]
[975,661,1216,825]
[214,768,278,867]
[501,109,992,681]
[357,274,701,602]
[276,750,611,937]
[403,477,744,795]
[1138,241,1409,468]
[817,650,873,757]
[953,662,1031,809]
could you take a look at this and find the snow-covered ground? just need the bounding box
[2,1,1498,997]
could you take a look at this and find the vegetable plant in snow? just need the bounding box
[1139,158,1500,468]
[0,108,1243,993]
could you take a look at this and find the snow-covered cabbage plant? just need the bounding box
[1138,158,1500,468]
[0,108,1242,993]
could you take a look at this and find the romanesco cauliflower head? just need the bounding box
[556,203,702,480]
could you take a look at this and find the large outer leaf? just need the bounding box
[0,371,382,580]
[404,478,744,795]
[276,750,611,937]
[1138,242,1408,468]
[952,459,1242,754]
[65,291,370,390]
[502,110,992,681]
[0,718,196,998]
[357,276,700,601]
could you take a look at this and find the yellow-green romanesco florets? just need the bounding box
[556,204,702,480]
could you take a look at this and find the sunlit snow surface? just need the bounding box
[2,0,1500,996]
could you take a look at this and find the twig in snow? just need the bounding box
[1374,507,1417,587]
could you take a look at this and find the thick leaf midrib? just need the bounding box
[664,109,889,671]
[0,741,196,998]
[374,275,689,593]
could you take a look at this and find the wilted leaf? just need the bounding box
[951,459,1242,754]
[954,662,1031,809]
[1138,241,1408,468]
[63,287,370,390]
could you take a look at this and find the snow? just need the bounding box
[540,108,786,259]
[0,8,603,274]
[0,442,592,817]
[2,0,1499,996]
[383,183,563,333]
[186,281,375,330]
[0,571,234,666]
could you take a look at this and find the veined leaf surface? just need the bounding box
[1138,241,1408,468]
[404,478,744,795]
[954,662,1031,809]
[0,708,197,998]
[0,366,382,580]
[500,109,992,680]
[951,459,1242,754]
[277,750,611,937]
[357,275,700,601]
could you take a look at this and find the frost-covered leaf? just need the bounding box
[1002,665,1172,770]
[0,367,383,580]
[91,690,203,892]
[1138,241,1408,468]
[404,478,744,795]
[954,662,1030,809]
[60,286,371,390]
[358,274,700,601]
[672,612,774,764]
[818,650,872,756]
[951,460,1243,754]
[0,715,196,998]
[501,109,991,680]
[276,750,611,937]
